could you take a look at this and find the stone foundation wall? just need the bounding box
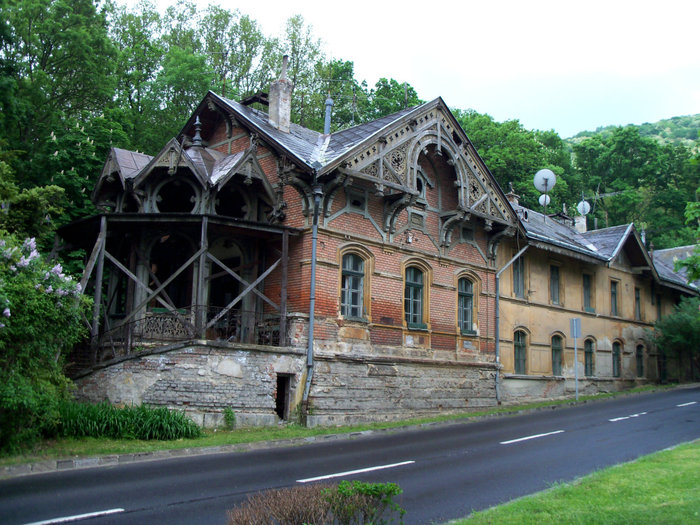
[500,375,647,404]
[73,341,499,428]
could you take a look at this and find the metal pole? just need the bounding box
[574,336,579,401]
[302,185,323,416]
[494,244,529,403]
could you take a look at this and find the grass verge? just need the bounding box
[452,439,700,525]
[0,384,676,468]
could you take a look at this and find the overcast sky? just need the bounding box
[147,0,700,138]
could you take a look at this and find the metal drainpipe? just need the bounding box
[302,184,323,416]
[495,244,529,403]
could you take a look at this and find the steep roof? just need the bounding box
[202,91,427,174]
[654,245,699,289]
[516,204,696,294]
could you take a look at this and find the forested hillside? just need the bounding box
[1,0,698,255]
[571,114,700,150]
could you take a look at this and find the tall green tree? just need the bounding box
[368,78,421,119]
[1,0,116,186]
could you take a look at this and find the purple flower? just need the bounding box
[2,308,9,317]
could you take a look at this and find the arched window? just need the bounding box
[405,266,426,329]
[552,335,563,376]
[514,330,527,375]
[584,339,595,377]
[612,341,622,378]
[341,253,365,319]
[636,345,644,377]
[458,277,475,335]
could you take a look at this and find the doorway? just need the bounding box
[275,374,291,420]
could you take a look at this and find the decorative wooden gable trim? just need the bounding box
[132,138,209,190]
[334,102,517,235]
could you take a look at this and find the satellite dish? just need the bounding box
[577,200,591,216]
[533,169,556,193]
[539,194,551,207]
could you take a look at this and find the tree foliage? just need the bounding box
[652,295,700,382]
[0,233,91,452]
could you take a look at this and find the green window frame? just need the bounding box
[610,281,619,316]
[551,335,563,376]
[612,341,621,377]
[583,274,594,313]
[404,266,426,329]
[340,253,364,319]
[458,278,475,335]
[513,257,525,298]
[584,339,594,376]
[550,265,560,305]
[636,345,644,377]
[656,294,662,319]
[514,330,527,375]
[634,287,641,320]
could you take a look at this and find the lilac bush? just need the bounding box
[0,233,91,452]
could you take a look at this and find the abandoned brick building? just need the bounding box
[64,62,696,426]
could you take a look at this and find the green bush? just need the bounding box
[227,481,405,525]
[223,407,236,429]
[0,234,91,453]
[57,401,202,440]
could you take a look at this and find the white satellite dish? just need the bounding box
[533,169,556,193]
[539,194,551,207]
[577,199,591,216]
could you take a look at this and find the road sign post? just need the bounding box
[570,318,581,401]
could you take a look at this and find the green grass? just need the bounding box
[452,440,700,525]
[0,384,676,468]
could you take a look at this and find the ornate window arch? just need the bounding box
[612,340,623,378]
[551,333,565,376]
[635,343,645,378]
[338,244,373,322]
[403,259,432,330]
[152,176,201,213]
[514,329,528,375]
[456,271,480,336]
[584,337,596,377]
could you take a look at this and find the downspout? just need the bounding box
[302,183,323,417]
[495,244,529,403]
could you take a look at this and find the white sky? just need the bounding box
[145,0,700,137]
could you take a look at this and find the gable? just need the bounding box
[328,101,519,232]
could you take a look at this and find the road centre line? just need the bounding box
[500,430,565,445]
[24,508,125,525]
[677,401,697,407]
[609,412,647,422]
[296,460,415,483]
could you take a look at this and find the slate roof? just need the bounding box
[514,204,603,261]
[515,203,695,293]
[208,91,427,173]
[654,245,699,289]
[111,148,153,180]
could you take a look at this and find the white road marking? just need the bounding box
[500,430,565,445]
[24,508,125,525]
[609,412,647,422]
[677,401,697,407]
[296,460,415,483]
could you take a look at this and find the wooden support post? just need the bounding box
[90,216,107,361]
[279,229,288,346]
[196,216,208,338]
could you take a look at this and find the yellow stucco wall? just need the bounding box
[496,239,676,382]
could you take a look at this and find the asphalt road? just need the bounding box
[1,386,698,525]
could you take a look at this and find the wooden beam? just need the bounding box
[206,258,280,329]
[80,216,108,292]
[206,252,279,310]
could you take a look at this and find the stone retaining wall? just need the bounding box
[73,341,500,428]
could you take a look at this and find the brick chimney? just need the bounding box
[268,55,293,133]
